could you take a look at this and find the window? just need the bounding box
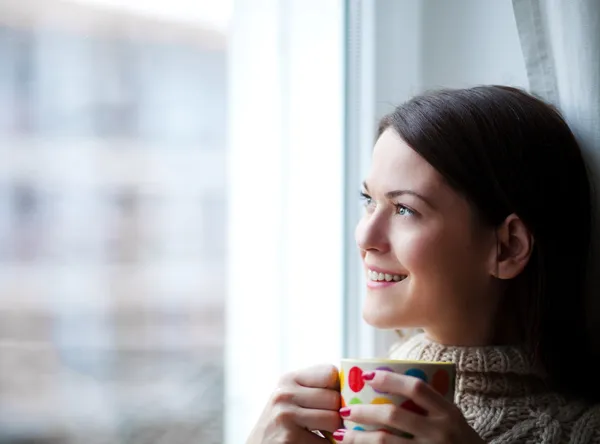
[0,1,229,443]
[2,2,355,444]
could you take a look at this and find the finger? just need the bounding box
[294,407,343,432]
[332,428,411,444]
[293,386,341,410]
[364,370,451,413]
[293,364,340,389]
[272,381,340,410]
[339,404,428,436]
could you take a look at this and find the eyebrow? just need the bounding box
[362,181,434,208]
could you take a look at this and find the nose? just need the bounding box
[355,212,390,254]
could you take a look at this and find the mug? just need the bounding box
[322,358,456,441]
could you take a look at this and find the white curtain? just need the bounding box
[512,0,600,339]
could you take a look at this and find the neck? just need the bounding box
[423,286,521,347]
[423,321,521,347]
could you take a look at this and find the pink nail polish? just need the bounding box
[362,371,375,381]
[333,429,346,441]
[339,407,351,417]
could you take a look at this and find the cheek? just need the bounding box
[390,224,444,271]
[391,222,479,278]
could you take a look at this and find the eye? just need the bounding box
[359,192,375,212]
[394,204,415,217]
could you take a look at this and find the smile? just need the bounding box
[367,269,407,282]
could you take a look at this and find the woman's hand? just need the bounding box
[331,370,484,443]
[246,364,343,444]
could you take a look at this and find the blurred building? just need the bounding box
[0,0,227,443]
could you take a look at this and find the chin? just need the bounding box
[362,305,411,330]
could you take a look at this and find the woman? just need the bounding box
[247,86,600,443]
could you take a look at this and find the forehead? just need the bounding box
[367,128,443,192]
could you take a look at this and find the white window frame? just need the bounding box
[226,1,346,443]
[345,0,421,361]
[343,0,381,360]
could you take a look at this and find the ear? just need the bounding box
[489,214,534,280]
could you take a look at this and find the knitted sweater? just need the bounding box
[390,333,600,443]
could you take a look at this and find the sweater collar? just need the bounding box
[390,333,548,398]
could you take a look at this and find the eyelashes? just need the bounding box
[359,192,416,217]
[359,191,372,204]
[394,204,415,217]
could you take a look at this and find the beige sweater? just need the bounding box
[390,333,600,443]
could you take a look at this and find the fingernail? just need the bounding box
[362,371,375,381]
[339,407,351,417]
[333,429,346,441]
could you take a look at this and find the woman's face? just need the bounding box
[355,128,500,345]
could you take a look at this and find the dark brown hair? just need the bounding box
[379,85,597,402]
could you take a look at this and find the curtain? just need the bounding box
[512,0,600,341]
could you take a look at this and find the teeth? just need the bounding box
[368,270,406,282]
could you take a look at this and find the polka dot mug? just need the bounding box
[322,358,456,441]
